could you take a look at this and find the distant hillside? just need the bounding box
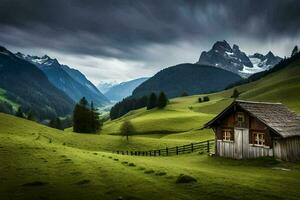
[0,46,74,120]
[97,82,117,93]
[105,78,148,101]
[16,53,109,106]
[132,64,242,98]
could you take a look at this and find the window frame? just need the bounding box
[252,132,265,146]
[237,112,245,123]
[222,129,233,141]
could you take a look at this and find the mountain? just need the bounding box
[197,40,282,77]
[248,52,282,72]
[104,78,148,101]
[97,82,117,93]
[132,64,242,98]
[16,53,109,106]
[0,46,74,120]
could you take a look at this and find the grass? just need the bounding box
[1,59,300,199]
[0,113,300,200]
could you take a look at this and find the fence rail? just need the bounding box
[113,139,215,157]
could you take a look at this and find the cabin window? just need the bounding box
[237,112,245,123]
[222,129,233,141]
[253,132,265,146]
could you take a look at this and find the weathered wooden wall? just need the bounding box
[217,128,273,159]
[273,137,300,161]
[216,140,235,158]
[248,145,273,158]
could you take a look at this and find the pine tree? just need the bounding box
[231,88,240,99]
[73,98,102,133]
[291,45,298,57]
[49,117,63,130]
[157,92,168,109]
[16,107,24,118]
[27,111,35,121]
[147,93,157,110]
[90,101,102,132]
[55,117,63,130]
[120,120,135,141]
[79,97,88,107]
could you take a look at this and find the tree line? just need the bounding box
[110,92,168,120]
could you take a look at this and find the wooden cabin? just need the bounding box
[204,100,300,161]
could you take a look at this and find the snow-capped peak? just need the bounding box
[197,40,282,78]
[15,53,59,66]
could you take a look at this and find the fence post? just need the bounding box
[207,140,210,152]
[191,143,194,152]
[166,147,168,156]
[158,150,161,156]
[176,146,179,155]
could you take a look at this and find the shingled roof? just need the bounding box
[204,100,300,138]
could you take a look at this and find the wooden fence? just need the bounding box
[113,139,215,156]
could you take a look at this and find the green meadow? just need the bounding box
[1,59,300,199]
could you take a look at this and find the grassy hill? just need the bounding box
[102,58,300,136]
[1,113,300,200]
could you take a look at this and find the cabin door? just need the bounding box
[234,129,249,159]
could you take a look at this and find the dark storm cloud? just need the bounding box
[0,0,299,60]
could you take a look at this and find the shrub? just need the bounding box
[231,88,240,99]
[203,96,210,102]
[198,97,202,103]
[15,107,25,118]
[175,174,197,184]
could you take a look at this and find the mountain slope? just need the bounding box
[197,40,282,77]
[97,82,117,93]
[132,64,242,98]
[16,53,109,106]
[0,46,74,119]
[105,77,148,101]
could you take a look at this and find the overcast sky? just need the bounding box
[1,0,300,84]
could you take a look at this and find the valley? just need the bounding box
[1,55,300,199]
